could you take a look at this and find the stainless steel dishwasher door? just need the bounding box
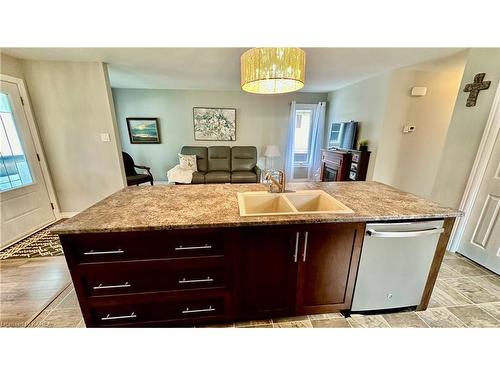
[351,220,444,312]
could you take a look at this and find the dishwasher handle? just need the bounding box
[366,227,444,238]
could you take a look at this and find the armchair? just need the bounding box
[122,152,154,186]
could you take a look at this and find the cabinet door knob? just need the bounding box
[302,231,309,262]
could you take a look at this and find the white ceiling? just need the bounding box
[2,48,466,92]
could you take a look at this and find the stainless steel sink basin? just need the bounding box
[237,190,353,217]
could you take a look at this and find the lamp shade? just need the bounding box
[264,145,281,158]
[241,47,306,94]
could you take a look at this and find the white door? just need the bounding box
[0,79,56,248]
[459,93,500,274]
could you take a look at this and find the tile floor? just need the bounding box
[2,251,499,328]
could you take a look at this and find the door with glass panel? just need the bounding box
[292,104,315,180]
[0,80,55,248]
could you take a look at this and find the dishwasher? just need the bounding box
[351,220,444,312]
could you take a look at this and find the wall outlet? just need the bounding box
[100,133,111,142]
[402,125,416,133]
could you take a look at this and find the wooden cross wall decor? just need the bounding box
[463,73,491,107]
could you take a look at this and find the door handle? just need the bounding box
[293,232,299,262]
[366,227,444,238]
[302,231,309,262]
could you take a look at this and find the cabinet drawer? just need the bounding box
[79,258,227,297]
[89,295,226,326]
[65,231,224,263]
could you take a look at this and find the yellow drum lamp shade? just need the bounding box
[241,48,306,94]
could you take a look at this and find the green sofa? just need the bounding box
[180,146,261,184]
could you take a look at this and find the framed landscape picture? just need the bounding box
[193,107,236,141]
[126,118,160,144]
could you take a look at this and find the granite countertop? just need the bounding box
[52,181,462,234]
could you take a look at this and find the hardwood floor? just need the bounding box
[0,256,71,327]
[2,251,499,328]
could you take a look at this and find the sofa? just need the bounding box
[180,146,261,184]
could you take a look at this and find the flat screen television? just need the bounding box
[328,121,358,150]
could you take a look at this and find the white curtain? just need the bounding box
[307,102,326,181]
[284,100,296,178]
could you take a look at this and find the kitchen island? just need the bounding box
[53,182,461,327]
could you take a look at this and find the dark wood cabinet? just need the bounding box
[236,223,365,320]
[320,149,371,182]
[295,223,364,314]
[60,222,365,327]
[236,227,298,318]
[348,150,371,181]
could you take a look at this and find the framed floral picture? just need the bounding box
[126,118,160,144]
[193,107,236,141]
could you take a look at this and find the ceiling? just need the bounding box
[2,48,466,92]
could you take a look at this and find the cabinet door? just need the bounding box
[296,223,365,314]
[237,226,298,318]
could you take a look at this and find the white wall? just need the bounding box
[113,89,328,180]
[326,53,466,198]
[22,60,126,213]
[431,48,500,208]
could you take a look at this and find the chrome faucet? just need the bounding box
[264,170,286,193]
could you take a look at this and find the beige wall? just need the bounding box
[391,70,463,197]
[431,48,500,208]
[374,68,464,198]
[326,73,392,180]
[112,89,328,181]
[326,54,465,198]
[0,52,25,78]
[22,60,126,213]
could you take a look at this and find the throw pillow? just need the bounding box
[178,154,197,171]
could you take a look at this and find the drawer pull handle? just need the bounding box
[101,312,137,321]
[83,249,124,256]
[182,306,215,314]
[174,244,212,251]
[178,277,214,284]
[93,282,131,290]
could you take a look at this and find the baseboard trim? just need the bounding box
[61,212,80,218]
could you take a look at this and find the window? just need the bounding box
[293,107,314,164]
[0,93,33,191]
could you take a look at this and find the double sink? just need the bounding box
[237,190,353,217]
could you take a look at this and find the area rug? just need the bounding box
[0,221,64,260]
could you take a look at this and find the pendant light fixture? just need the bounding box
[240,47,306,94]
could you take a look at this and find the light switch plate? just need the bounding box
[100,133,111,142]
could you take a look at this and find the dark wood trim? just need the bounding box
[417,217,456,311]
[342,222,366,309]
